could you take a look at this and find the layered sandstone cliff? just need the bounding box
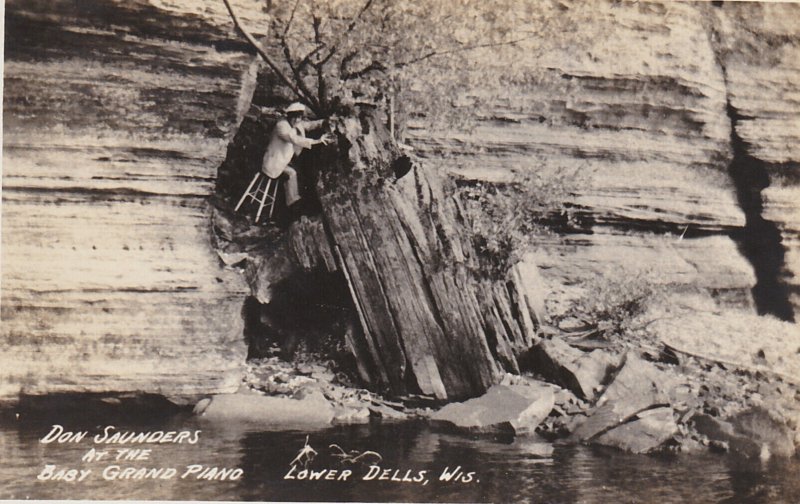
[408,0,798,322]
[1,0,257,403]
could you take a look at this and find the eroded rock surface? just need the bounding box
[3,0,797,419]
[691,407,796,459]
[594,407,678,454]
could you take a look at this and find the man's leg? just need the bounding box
[283,166,301,206]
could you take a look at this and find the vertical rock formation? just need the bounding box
[3,0,796,407]
[314,113,541,400]
[215,106,542,401]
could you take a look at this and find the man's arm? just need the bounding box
[275,120,315,149]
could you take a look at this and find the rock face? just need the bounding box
[708,2,800,320]
[1,0,254,404]
[2,0,797,408]
[650,306,800,383]
[209,1,796,404]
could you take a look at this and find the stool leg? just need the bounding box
[255,178,273,223]
[235,172,261,212]
[268,177,280,219]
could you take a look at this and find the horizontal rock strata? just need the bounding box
[409,0,799,316]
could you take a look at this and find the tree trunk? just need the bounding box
[313,110,542,400]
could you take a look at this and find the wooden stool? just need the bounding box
[234,172,280,223]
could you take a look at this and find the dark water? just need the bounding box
[2,416,800,503]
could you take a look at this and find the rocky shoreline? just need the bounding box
[5,332,797,462]
[191,327,799,461]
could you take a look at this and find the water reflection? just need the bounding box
[2,417,799,502]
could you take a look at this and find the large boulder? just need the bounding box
[527,338,622,400]
[569,354,670,442]
[692,407,795,459]
[431,383,554,435]
[593,407,677,454]
[194,391,334,428]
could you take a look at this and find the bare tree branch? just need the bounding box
[297,45,326,72]
[312,16,328,109]
[344,0,376,36]
[317,47,337,67]
[396,35,535,68]
[339,50,359,76]
[221,0,320,111]
[316,0,376,67]
[279,0,319,106]
[282,0,301,38]
[294,0,375,81]
[342,60,386,81]
[281,41,318,106]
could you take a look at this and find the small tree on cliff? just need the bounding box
[222,0,558,126]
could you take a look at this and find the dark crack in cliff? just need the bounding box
[726,101,795,321]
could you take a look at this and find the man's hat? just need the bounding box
[285,102,306,114]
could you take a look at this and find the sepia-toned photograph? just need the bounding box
[1,0,799,502]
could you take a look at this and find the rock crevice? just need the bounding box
[725,100,795,321]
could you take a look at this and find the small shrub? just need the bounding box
[562,271,666,340]
[454,163,589,276]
